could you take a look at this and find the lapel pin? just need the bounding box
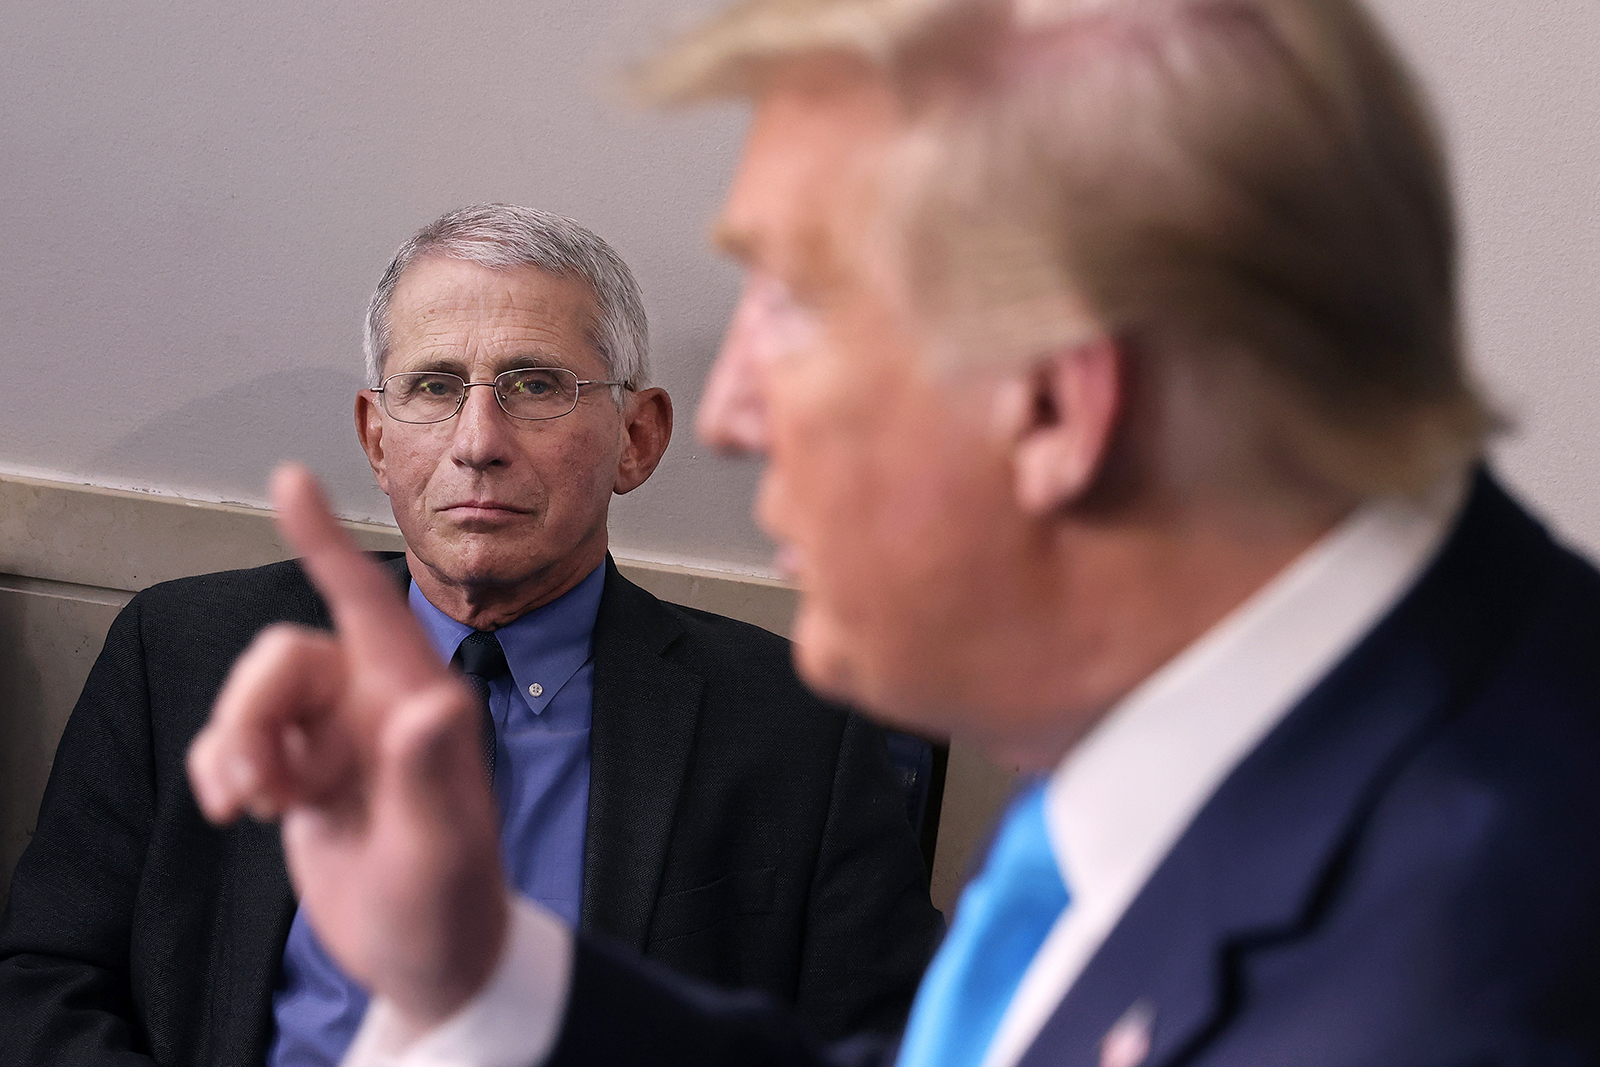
[1099,1000,1155,1067]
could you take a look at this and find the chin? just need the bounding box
[791,608,956,738]
[414,542,535,590]
[790,604,872,699]
[790,626,851,700]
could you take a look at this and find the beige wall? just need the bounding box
[0,472,1014,913]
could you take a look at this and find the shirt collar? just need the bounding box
[408,563,606,717]
[1045,473,1469,919]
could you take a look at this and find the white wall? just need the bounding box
[3,0,1598,570]
[1370,0,1600,556]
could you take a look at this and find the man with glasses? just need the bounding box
[0,204,940,1066]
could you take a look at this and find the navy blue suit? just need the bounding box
[544,472,1600,1066]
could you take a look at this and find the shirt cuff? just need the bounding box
[341,894,574,1067]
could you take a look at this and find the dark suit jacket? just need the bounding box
[0,556,940,1065]
[538,471,1600,1067]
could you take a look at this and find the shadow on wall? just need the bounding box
[90,367,388,518]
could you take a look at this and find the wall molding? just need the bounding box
[0,573,133,608]
[0,472,800,635]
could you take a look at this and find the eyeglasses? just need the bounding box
[373,368,630,424]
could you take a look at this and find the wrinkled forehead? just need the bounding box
[384,256,604,364]
[390,256,597,325]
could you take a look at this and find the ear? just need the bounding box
[999,336,1123,516]
[354,390,392,496]
[614,387,674,495]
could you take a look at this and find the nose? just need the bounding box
[697,337,768,454]
[696,276,790,454]
[450,381,516,469]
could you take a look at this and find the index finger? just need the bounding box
[271,463,442,690]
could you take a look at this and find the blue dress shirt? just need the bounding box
[267,563,605,1067]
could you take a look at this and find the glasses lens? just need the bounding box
[497,367,579,420]
[383,372,464,423]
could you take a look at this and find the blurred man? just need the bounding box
[189,1,1600,1065]
[0,205,939,1066]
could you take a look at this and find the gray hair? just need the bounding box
[364,204,650,392]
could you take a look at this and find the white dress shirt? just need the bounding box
[343,475,1467,1067]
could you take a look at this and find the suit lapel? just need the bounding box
[1016,473,1551,1067]
[580,557,705,951]
[205,558,346,1062]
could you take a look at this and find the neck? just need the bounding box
[981,488,1357,773]
[406,549,603,631]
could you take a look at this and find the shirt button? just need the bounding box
[528,682,544,698]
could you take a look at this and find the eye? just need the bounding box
[401,373,460,399]
[503,369,562,396]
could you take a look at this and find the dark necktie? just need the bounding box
[455,630,509,779]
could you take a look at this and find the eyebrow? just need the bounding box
[395,351,576,375]
[711,219,845,304]
[503,352,574,370]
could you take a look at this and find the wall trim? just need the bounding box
[0,573,133,608]
[0,471,799,632]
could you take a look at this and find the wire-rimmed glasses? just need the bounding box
[373,368,629,424]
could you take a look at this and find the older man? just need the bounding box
[0,205,940,1066]
[189,1,1600,1065]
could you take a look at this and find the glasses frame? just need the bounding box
[372,367,632,425]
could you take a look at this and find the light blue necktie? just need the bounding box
[896,784,1069,1067]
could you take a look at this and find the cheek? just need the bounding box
[383,442,443,508]
[537,423,626,514]
[798,430,1020,693]
[766,368,894,517]
[852,417,1001,568]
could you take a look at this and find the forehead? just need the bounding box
[718,60,905,288]
[386,255,600,365]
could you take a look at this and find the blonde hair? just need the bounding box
[642,0,1492,496]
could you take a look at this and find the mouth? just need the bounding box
[440,501,534,521]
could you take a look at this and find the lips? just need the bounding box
[439,500,534,520]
